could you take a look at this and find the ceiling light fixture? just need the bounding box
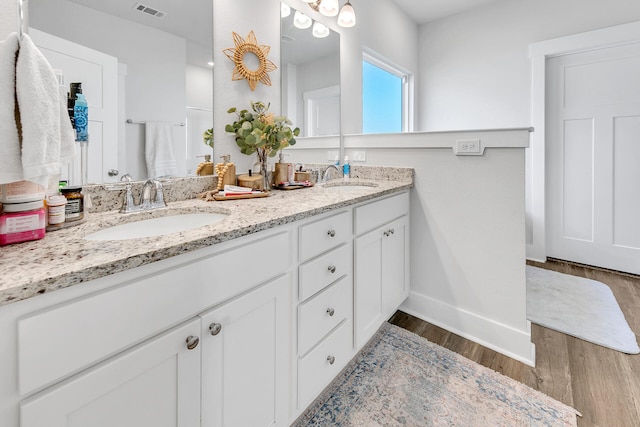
[337,1,356,27]
[293,10,312,29]
[281,3,291,18]
[319,0,339,17]
[312,21,330,38]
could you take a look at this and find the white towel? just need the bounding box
[0,33,22,184]
[16,33,75,188]
[145,122,177,178]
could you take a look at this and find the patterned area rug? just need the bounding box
[293,323,578,426]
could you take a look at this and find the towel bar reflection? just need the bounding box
[126,119,185,127]
[17,0,24,39]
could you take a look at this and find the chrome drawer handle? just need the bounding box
[328,265,336,273]
[327,355,335,365]
[209,323,222,336]
[326,307,335,317]
[186,335,200,350]
[327,229,336,237]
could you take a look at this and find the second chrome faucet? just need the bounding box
[120,178,167,213]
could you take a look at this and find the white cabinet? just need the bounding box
[200,274,290,427]
[295,210,354,413]
[354,193,410,348]
[20,319,201,427]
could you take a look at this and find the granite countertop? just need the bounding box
[0,173,412,307]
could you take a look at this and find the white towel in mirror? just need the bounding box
[0,33,21,184]
[145,122,177,179]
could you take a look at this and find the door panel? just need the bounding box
[547,43,640,274]
[20,319,201,427]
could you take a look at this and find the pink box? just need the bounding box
[0,207,46,246]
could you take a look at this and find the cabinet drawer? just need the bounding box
[298,320,353,409]
[17,230,290,396]
[354,191,409,235]
[298,277,351,355]
[299,243,351,301]
[299,210,351,262]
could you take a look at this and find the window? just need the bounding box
[362,52,410,133]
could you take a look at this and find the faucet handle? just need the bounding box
[153,180,167,207]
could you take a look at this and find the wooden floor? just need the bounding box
[389,259,640,427]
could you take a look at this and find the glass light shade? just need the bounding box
[337,2,356,27]
[319,0,339,17]
[312,21,330,38]
[281,3,291,18]
[301,0,315,2]
[293,11,312,29]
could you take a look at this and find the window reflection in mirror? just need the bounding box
[362,52,411,133]
[281,4,340,137]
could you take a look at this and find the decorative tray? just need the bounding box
[273,182,314,191]
[212,191,270,201]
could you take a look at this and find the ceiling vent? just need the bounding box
[132,2,166,18]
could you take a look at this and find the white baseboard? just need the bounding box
[400,292,536,366]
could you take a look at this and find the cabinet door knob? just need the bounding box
[327,229,336,237]
[390,228,395,234]
[328,265,336,273]
[383,231,389,237]
[186,335,200,350]
[108,169,119,176]
[326,307,335,316]
[209,323,223,336]
[327,355,336,365]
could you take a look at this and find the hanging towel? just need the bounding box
[16,33,75,188]
[145,122,177,178]
[0,33,22,184]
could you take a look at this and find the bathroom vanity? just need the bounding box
[0,170,412,426]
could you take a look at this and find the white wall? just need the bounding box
[29,0,187,181]
[417,0,640,130]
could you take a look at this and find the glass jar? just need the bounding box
[60,186,84,222]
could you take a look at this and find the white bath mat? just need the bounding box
[526,265,639,354]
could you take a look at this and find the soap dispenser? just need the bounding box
[274,151,289,186]
[196,154,213,176]
[343,156,350,179]
[215,155,236,190]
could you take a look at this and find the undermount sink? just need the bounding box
[84,212,228,241]
[322,181,379,191]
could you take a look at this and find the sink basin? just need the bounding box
[322,181,379,191]
[84,213,227,241]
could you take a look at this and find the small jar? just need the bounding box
[0,200,46,246]
[46,194,67,226]
[60,186,84,222]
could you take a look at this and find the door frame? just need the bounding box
[527,20,640,262]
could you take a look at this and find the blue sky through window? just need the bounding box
[363,61,402,133]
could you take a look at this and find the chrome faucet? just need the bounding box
[321,164,343,182]
[120,178,167,213]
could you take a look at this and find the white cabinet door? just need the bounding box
[20,319,201,427]
[201,274,291,427]
[355,216,409,348]
[355,227,383,348]
[381,216,410,319]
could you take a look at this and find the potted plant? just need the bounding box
[225,101,300,189]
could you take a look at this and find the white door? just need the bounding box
[303,85,340,137]
[20,319,201,427]
[546,43,640,274]
[29,28,119,184]
[200,275,290,427]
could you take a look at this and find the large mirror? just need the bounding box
[281,3,340,138]
[28,0,213,184]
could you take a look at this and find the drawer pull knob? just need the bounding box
[327,229,336,237]
[328,265,336,273]
[383,230,389,237]
[327,355,336,365]
[390,228,395,234]
[186,335,200,350]
[209,323,223,336]
[326,307,335,316]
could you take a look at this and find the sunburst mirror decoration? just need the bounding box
[223,31,277,91]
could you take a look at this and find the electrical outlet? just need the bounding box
[352,151,366,162]
[454,139,482,155]
[327,150,339,163]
